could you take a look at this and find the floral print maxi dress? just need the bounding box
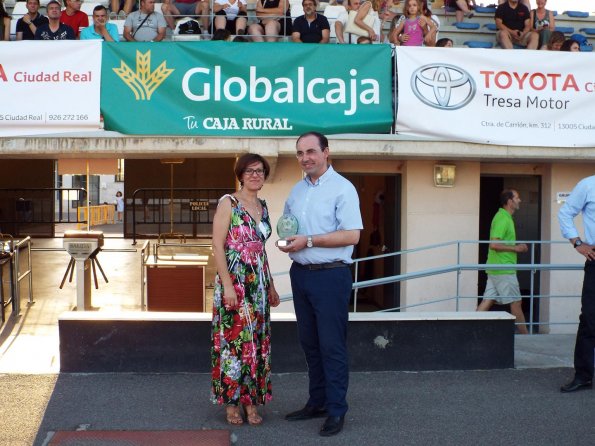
[211,195,273,406]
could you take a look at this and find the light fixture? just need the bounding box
[434,164,456,188]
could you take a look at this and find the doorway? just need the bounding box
[343,173,401,311]
[478,175,541,330]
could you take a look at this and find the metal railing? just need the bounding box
[130,187,234,244]
[0,188,87,237]
[0,235,33,325]
[275,240,583,333]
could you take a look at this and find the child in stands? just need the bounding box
[390,0,427,46]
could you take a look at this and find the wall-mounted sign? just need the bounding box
[190,200,209,211]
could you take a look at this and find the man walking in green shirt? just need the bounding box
[477,188,529,334]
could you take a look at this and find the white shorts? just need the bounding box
[483,274,522,305]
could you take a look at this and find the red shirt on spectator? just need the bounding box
[60,10,88,38]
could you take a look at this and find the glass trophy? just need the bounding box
[276,213,299,247]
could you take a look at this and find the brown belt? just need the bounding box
[293,261,347,270]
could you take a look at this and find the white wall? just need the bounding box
[541,163,593,334]
[400,160,480,312]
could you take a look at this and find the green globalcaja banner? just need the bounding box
[101,42,393,136]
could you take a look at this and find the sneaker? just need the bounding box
[237,28,245,35]
[465,12,474,19]
[109,11,117,20]
[118,10,127,20]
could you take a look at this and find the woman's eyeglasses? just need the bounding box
[244,168,265,176]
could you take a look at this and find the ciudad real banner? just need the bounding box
[395,47,595,148]
[101,42,393,136]
[0,41,102,137]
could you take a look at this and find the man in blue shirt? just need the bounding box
[279,132,362,436]
[558,175,595,393]
[80,5,120,41]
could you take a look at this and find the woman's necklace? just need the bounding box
[238,195,261,216]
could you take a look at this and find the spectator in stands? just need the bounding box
[445,0,475,23]
[16,0,48,41]
[110,0,137,21]
[495,0,538,50]
[379,0,396,24]
[80,5,120,41]
[421,0,439,46]
[0,0,11,41]
[541,30,563,50]
[530,0,554,48]
[213,0,248,35]
[162,0,209,32]
[61,0,89,38]
[35,0,75,40]
[292,0,330,43]
[436,37,453,47]
[336,0,359,44]
[389,0,436,45]
[354,0,381,42]
[390,0,428,47]
[560,38,580,52]
[498,0,530,9]
[248,0,290,42]
[123,0,167,41]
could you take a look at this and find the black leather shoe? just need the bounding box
[285,405,328,421]
[560,378,592,393]
[319,416,345,437]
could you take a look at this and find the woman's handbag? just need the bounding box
[344,9,375,37]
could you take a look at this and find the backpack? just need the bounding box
[570,34,593,52]
[178,19,201,35]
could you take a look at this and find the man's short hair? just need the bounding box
[500,189,517,207]
[46,0,61,9]
[297,131,329,151]
[27,0,41,5]
[302,0,317,5]
[93,4,107,13]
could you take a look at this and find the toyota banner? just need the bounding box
[395,47,595,147]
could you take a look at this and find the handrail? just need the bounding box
[14,237,34,308]
[274,239,584,333]
[140,240,150,310]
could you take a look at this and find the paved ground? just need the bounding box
[0,237,591,446]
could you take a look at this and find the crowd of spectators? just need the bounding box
[0,0,591,50]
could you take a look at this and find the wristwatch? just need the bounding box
[306,236,313,248]
[574,239,583,248]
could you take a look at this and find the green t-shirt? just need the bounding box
[486,208,517,275]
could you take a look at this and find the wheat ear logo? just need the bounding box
[113,50,174,100]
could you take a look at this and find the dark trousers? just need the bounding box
[574,260,595,381]
[289,263,352,417]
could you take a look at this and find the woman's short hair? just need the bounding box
[234,153,271,182]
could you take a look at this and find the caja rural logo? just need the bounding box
[411,64,476,110]
[113,50,174,100]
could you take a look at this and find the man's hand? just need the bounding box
[277,235,307,253]
[576,243,595,261]
[515,243,528,253]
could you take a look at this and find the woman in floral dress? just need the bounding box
[211,153,280,426]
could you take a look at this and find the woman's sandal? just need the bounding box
[243,405,263,426]
[226,406,244,425]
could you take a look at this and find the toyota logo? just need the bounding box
[411,64,476,110]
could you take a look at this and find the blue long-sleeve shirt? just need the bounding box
[558,175,595,244]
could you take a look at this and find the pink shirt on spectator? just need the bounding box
[403,16,423,46]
